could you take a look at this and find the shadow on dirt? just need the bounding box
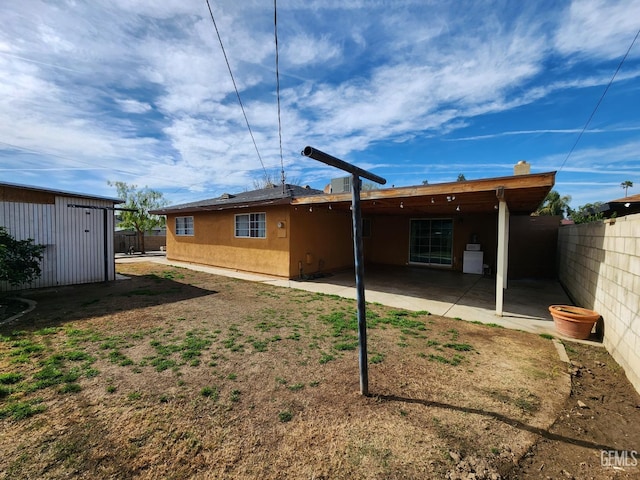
[377,394,619,453]
[0,273,217,332]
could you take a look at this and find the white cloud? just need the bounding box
[116,99,152,114]
[286,20,546,152]
[0,0,638,204]
[555,0,640,59]
[282,34,341,67]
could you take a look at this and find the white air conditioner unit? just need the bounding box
[331,176,352,193]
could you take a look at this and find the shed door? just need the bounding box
[409,219,453,266]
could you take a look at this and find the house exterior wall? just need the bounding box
[1,190,116,290]
[452,214,498,273]
[165,205,291,277]
[362,214,499,273]
[557,213,640,394]
[288,207,353,277]
[367,215,410,265]
[509,215,561,279]
[353,213,556,278]
[164,205,558,280]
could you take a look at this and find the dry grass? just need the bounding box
[0,262,568,479]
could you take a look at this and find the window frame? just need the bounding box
[408,218,453,267]
[175,216,194,236]
[234,212,267,239]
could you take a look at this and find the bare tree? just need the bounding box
[253,171,302,190]
[253,172,278,189]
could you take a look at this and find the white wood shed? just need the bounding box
[0,182,122,291]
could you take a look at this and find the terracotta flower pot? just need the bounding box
[549,305,600,340]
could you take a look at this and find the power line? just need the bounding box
[204,0,268,178]
[559,28,640,173]
[274,0,286,190]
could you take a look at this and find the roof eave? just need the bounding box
[293,171,556,205]
[151,197,292,215]
[0,181,123,203]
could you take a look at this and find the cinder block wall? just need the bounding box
[557,213,640,393]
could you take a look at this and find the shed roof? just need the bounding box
[0,181,122,203]
[152,184,324,214]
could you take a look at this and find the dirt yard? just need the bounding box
[0,262,638,479]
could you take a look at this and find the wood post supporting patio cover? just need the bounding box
[302,146,386,397]
[496,194,510,316]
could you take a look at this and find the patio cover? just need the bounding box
[292,171,556,316]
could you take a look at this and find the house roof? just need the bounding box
[154,172,555,217]
[152,184,324,214]
[606,193,640,204]
[0,181,122,203]
[598,193,640,218]
[292,171,556,216]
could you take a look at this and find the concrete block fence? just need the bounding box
[557,212,640,393]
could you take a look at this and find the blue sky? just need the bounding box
[1,0,639,209]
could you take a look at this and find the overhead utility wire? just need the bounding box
[274,0,286,191]
[204,0,268,178]
[559,28,640,173]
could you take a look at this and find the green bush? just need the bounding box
[0,227,45,286]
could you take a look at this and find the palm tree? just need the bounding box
[621,180,633,197]
[536,190,572,217]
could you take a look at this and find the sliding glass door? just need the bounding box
[409,219,453,266]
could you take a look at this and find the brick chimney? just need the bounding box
[514,160,530,175]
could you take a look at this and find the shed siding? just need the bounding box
[0,194,116,291]
[0,202,55,290]
[55,196,114,285]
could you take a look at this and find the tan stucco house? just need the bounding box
[152,170,557,309]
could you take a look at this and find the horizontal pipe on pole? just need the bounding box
[301,146,386,186]
[67,204,138,212]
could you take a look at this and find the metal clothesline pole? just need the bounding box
[301,146,386,396]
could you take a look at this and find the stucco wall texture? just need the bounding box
[166,205,292,277]
[557,213,640,394]
[167,205,560,280]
